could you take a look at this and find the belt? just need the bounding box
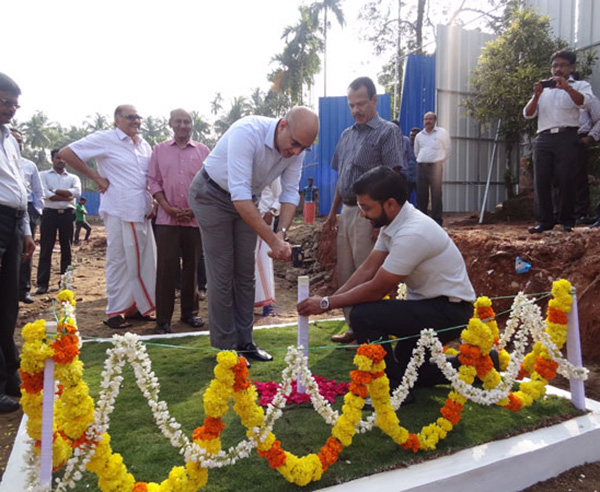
[202,168,229,196]
[538,126,577,136]
[44,208,74,214]
[0,204,25,219]
[342,198,357,206]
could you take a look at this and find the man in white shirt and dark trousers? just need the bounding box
[414,112,451,226]
[0,73,36,413]
[298,166,475,399]
[11,129,43,303]
[524,50,593,233]
[36,149,81,295]
[188,107,319,362]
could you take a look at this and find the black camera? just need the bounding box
[291,245,305,268]
[540,79,557,88]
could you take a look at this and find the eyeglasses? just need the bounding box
[120,114,143,121]
[0,98,20,110]
[291,139,311,152]
[551,62,572,69]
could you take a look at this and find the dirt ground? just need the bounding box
[2,213,600,490]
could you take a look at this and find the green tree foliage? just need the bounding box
[214,96,252,137]
[270,6,323,105]
[463,7,595,151]
[141,116,169,147]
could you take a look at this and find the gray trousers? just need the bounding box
[189,171,257,349]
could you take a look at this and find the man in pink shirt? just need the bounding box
[148,109,210,333]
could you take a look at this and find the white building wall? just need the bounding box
[436,24,507,213]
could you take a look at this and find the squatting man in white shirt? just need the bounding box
[298,166,476,402]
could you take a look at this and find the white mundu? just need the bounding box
[254,179,281,306]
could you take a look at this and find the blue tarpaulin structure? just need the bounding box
[80,191,100,216]
[300,93,392,216]
[399,54,436,137]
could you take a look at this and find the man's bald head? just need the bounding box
[169,108,193,144]
[284,106,319,144]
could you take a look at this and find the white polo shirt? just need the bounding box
[203,116,304,206]
[374,202,475,302]
[69,128,153,222]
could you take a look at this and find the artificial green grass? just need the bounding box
[66,320,583,491]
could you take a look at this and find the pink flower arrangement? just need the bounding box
[254,377,349,406]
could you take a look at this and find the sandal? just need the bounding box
[126,311,156,322]
[103,316,133,329]
[180,316,205,328]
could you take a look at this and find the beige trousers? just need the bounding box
[336,204,375,326]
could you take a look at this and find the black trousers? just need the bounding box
[19,202,41,296]
[575,135,591,217]
[533,130,578,228]
[350,297,473,389]
[37,208,74,289]
[0,211,23,394]
[74,220,92,242]
[155,225,201,325]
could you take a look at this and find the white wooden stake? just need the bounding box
[40,360,55,485]
[566,292,586,410]
[297,276,310,393]
[40,321,57,485]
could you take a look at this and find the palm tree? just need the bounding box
[23,111,52,151]
[85,112,111,133]
[141,116,169,147]
[214,96,251,137]
[189,111,213,147]
[210,93,223,116]
[311,0,345,96]
[270,6,323,105]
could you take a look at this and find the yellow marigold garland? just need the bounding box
[19,280,578,489]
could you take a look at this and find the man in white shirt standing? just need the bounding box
[0,72,36,413]
[58,105,157,329]
[188,107,319,362]
[414,112,451,226]
[36,149,81,295]
[11,129,43,303]
[523,50,593,233]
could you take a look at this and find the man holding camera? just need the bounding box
[523,50,593,233]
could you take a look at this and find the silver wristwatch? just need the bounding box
[319,296,330,310]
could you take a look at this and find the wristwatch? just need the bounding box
[319,296,330,310]
[278,227,288,239]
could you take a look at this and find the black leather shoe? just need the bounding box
[6,373,22,397]
[0,394,20,414]
[180,316,205,328]
[239,343,273,362]
[562,225,573,233]
[528,224,553,234]
[20,292,34,304]
[156,323,171,334]
[35,286,48,295]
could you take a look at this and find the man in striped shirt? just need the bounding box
[324,76,404,346]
